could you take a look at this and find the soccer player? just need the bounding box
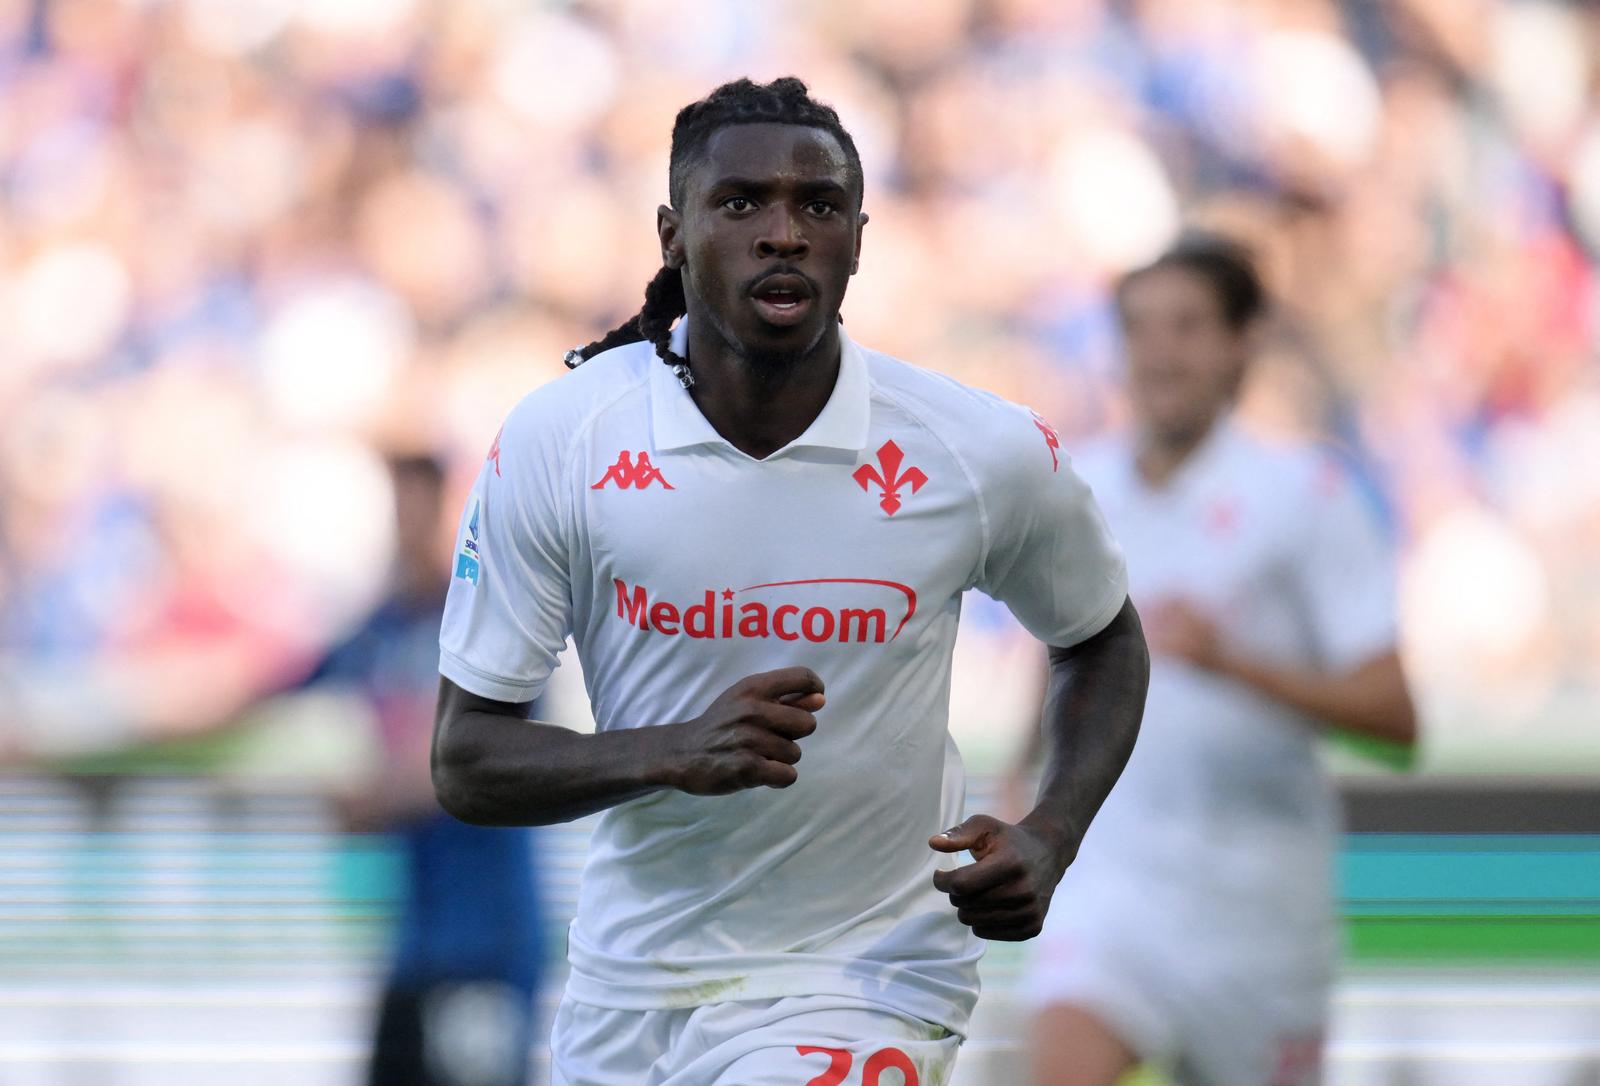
[1013,237,1418,1086]
[308,455,543,1086]
[431,77,1149,1085]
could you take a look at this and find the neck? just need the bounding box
[1135,417,1221,487]
[683,310,843,460]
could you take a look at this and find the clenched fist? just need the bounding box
[929,813,1073,941]
[662,667,826,795]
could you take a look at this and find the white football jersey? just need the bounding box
[440,321,1128,1034]
[1054,421,1397,958]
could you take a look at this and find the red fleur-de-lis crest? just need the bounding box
[853,440,928,516]
[1205,498,1239,537]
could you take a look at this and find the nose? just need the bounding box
[754,204,809,260]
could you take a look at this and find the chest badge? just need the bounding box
[854,440,927,516]
[1204,497,1239,537]
[592,451,675,491]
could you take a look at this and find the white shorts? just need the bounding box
[549,991,962,1086]
[1024,887,1331,1086]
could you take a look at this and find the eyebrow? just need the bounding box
[706,176,851,198]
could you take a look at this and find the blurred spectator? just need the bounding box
[2,0,1598,771]
[303,454,542,1086]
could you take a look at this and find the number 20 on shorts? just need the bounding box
[798,1045,918,1086]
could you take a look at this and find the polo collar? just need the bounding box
[649,318,872,457]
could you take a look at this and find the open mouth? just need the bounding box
[757,288,804,310]
[749,275,815,327]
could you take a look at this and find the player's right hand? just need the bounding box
[665,667,825,795]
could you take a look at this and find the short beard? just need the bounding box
[707,309,829,382]
[742,341,811,375]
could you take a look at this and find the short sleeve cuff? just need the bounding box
[1044,571,1129,649]
[439,649,548,703]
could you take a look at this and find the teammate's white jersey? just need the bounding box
[440,321,1127,1035]
[1044,421,1397,974]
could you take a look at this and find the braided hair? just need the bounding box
[564,77,864,389]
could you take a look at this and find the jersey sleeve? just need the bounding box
[439,397,574,703]
[972,406,1129,647]
[1294,457,1399,671]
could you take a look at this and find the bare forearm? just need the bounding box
[430,667,826,826]
[433,712,677,827]
[1024,599,1149,864]
[1217,651,1416,746]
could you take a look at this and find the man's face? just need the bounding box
[390,467,447,571]
[1119,267,1250,444]
[662,123,865,368]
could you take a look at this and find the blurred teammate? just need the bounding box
[310,455,541,1086]
[430,77,1148,1085]
[1013,237,1418,1086]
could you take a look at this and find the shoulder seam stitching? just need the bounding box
[553,368,653,545]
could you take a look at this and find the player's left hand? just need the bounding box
[928,814,1070,941]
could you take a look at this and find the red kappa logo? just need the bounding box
[592,451,674,491]
[1031,411,1061,473]
[487,426,504,476]
[853,440,927,516]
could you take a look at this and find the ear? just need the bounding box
[657,205,685,270]
[851,210,869,275]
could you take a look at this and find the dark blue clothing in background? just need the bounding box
[309,593,543,991]
[390,807,542,989]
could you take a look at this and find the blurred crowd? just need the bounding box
[2,0,1598,767]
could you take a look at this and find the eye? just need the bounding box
[722,195,755,213]
[807,200,837,217]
